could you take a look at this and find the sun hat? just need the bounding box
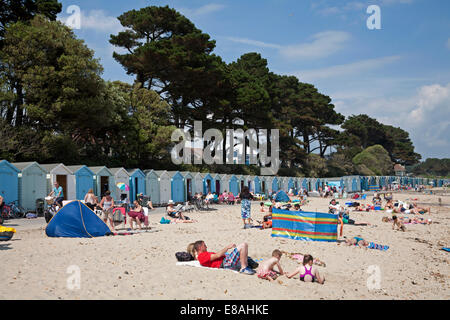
[168,200,174,204]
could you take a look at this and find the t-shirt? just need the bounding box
[53,186,64,198]
[197,251,224,268]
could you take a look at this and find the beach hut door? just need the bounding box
[56,175,67,200]
[101,176,109,197]
[186,179,192,200]
[215,180,220,194]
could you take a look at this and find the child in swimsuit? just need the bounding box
[256,249,284,281]
[286,254,325,284]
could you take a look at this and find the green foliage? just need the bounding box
[411,158,450,177]
[0,0,62,45]
[352,145,393,176]
[305,153,328,178]
[0,3,426,177]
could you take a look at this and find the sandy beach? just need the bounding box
[1,191,449,300]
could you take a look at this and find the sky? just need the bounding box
[57,0,450,160]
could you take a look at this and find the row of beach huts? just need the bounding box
[0,160,448,212]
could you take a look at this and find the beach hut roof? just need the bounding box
[88,166,113,175]
[167,171,183,178]
[11,161,45,172]
[40,163,72,174]
[127,168,145,175]
[109,167,129,175]
[0,160,20,172]
[154,170,168,177]
[66,165,94,175]
[180,171,192,176]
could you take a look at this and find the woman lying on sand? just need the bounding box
[340,237,389,250]
[382,216,431,225]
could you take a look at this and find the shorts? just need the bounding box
[221,248,241,270]
[102,209,113,220]
[257,269,277,279]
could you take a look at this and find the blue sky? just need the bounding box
[57,0,450,160]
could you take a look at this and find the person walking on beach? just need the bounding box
[99,191,115,231]
[239,186,254,229]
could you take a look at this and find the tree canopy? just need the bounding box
[0,3,430,177]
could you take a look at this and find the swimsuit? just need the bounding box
[300,265,315,282]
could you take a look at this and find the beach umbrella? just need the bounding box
[116,182,130,191]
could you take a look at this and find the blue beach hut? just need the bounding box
[229,175,239,196]
[127,169,146,202]
[181,171,195,201]
[202,173,214,194]
[0,160,20,204]
[66,165,95,201]
[13,162,47,212]
[254,176,262,194]
[272,177,279,192]
[170,171,185,203]
[144,170,160,206]
[89,166,115,199]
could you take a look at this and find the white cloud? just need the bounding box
[292,55,401,82]
[58,9,123,34]
[312,0,413,16]
[179,3,226,17]
[225,37,282,49]
[280,31,351,60]
[331,82,450,158]
[225,30,351,60]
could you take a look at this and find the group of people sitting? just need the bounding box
[190,191,242,205]
[319,185,343,198]
[185,241,324,283]
[350,193,431,216]
[83,189,155,232]
[218,191,241,205]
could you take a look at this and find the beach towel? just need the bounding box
[108,229,160,236]
[441,247,450,252]
[176,260,239,273]
[368,242,389,251]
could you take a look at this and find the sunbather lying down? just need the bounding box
[281,251,326,267]
[382,216,432,225]
[340,237,389,251]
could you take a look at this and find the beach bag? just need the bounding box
[175,252,194,261]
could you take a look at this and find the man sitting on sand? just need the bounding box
[194,240,256,275]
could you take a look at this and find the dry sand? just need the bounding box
[1,192,449,300]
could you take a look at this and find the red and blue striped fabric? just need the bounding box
[271,208,338,242]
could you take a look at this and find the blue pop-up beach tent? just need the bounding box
[45,201,110,238]
[274,190,290,202]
